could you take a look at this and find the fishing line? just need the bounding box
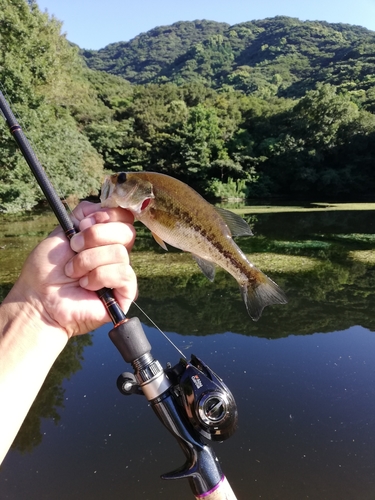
[132,301,187,359]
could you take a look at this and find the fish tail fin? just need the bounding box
[241,275,287,321]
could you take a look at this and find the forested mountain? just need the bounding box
[81,20,229,85]
[82,17,375,101]
[1,2,375,212]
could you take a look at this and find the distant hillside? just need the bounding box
[82,17,375,99]
[81,20,229,84]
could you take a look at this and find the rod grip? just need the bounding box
[108,317,150,363]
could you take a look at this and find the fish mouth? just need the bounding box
[100,174,143,211]
[116,181,144,211]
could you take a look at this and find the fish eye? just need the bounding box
[117,172,127,184]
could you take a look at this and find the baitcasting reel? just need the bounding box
[117,353,238,442]
[174,355,238,442]
[110,317,238,495]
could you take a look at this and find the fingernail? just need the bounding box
[65,260,74,277]
[70,234,84,252]
[79,276,89,287]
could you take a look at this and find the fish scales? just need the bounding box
[149,192,250,280]
[143,184,262,287]
[100,171,287,320]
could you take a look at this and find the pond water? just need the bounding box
[1,205,375,499]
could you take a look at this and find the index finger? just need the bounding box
[71,202,134,228]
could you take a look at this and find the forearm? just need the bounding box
[0,287,68,464]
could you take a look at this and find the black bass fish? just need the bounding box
[101,172,287,320]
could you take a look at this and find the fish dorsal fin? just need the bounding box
[152,232,168,251]
[214,207,253,237]
[192,254,216,282]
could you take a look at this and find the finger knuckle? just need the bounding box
[89,266,104,285]
[76,250,91,270]
[114,244,128,261]
[85,224,102,244]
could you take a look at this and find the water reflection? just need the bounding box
[2,326,375,499]
[132,208,375,338]
[1,206,375,499]
[10,335,92,455]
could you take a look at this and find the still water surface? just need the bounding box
[1,206,375,499]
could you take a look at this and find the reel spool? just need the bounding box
[178,355,238,442]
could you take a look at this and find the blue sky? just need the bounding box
[36,0,375,50]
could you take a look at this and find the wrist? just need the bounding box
[1,284,68,354]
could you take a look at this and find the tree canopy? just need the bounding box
[1,3,375,211]
[82,17,375,101]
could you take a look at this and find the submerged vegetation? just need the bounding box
[1,2,375,211]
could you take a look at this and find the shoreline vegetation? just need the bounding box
[1,202,374,301]
[230,202,375,214]
[1,202,375,353]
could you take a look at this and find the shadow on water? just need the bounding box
[2,205,375,499]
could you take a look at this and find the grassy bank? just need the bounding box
[230,202,375,215]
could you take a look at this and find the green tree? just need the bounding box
[293,84,359,149]
[0,0,104,212]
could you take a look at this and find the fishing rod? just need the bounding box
[0,90,239,500]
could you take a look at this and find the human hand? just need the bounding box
[8,201,137,338]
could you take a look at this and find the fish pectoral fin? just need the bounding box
[241,274,287,321]
[192,255,216,282]
[214,207,253,237]
[152,232,168,251]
